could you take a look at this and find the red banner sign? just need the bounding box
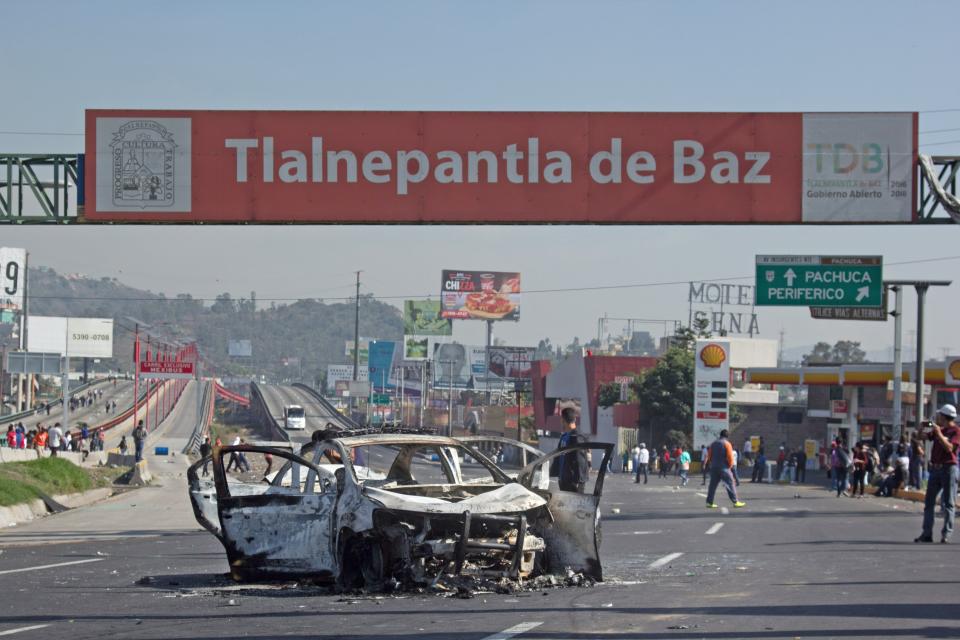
[85,110,917,224]
[139,360,195,379]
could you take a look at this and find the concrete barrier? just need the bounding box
[129,460,152,486]
[107,452,138,467]
[0,448,40,463]
[0,499,48,528]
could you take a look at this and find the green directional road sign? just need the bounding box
[755,255,883,307]
[372,393,391,406]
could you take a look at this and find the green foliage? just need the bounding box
[802,340,867,365]
[664,429,691,450]
[597,382,622,408]
[0,457,94,505]
[631,345,695,433]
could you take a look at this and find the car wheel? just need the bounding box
[338,533,386,591]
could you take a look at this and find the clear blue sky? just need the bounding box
[2,1,959,357]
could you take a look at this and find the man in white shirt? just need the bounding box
[742,438,753,463]
[48,423,63,457]
[635,443,650,484]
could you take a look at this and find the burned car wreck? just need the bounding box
[188,432,612,590]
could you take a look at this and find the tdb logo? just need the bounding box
[806,143,885,174]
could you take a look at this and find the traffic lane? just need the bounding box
[0,472,954,639]
[578,473,960,638]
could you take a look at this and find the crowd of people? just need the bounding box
[3,421,108,458]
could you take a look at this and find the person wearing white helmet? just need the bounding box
[915,404,959,544]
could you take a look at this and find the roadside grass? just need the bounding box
[0,457,123,507]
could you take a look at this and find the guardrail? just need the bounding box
[249,382,290,444]
[182,381,215,455]
[291,382,361,430]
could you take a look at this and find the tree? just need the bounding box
[631,345,695,434]
[802,340,867,365]
[597,382,622,408]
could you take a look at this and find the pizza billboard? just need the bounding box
[84,110,917,224]
[441,270,520,321]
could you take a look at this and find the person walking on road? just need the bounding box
[551,408,589,493]
[200,436,213,477]
[658,447,671,479]
[677,446,691,487]
[704,429,745,508]
[851,442,868,498]
[832,438,852,497]
[700,444,709,485]
[635,443,649,484]
[133,420,147,463]
[915,404,960,544]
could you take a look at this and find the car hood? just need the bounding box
[363,482,547,515]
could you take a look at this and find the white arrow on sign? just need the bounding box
[855,286,870,302]
[784,269,797,287]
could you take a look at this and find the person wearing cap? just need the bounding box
[915,404,960,544]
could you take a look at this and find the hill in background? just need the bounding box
[17,266,403,385]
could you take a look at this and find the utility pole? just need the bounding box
[885,279,952,435]
[888,284,904,442]
[353,271,361,382]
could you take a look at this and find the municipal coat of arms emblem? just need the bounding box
[110,120,177,208]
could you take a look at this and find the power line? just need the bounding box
[20,254,960,304]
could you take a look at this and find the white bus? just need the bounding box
[283,405,306,430]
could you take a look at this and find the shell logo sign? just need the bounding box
[699,343,727,368]
[947,357,960,385]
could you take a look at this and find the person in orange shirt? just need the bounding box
[35,427,48,450]
[704,429,746,508]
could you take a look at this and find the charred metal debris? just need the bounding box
[188,434,612,593]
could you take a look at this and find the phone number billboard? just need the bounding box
[84,110,917,224]
[441,270,520,321]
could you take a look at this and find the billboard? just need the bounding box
[228,339,253,357]
[345,339,369,364]
[368,341,398,389]
[441,270,521,321]
[327,364,367,394]
[488,346,536,379]
[0,247,26,312]
[404,336,429,361]
[27,316,114,358]
[433,343,488,387]
[84,110,917,224]
[693,339,730,451]
[403,300,452,336]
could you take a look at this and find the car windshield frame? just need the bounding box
[331,437,513,487]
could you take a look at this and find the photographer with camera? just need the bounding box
[914,404,960,544]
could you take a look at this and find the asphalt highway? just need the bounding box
[256,383,350,445]
[0,467,956,639]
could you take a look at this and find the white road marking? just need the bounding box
[721,507,730,515]
[648,552,684,569]
[696,492,707,498]
[481,621,544,640]
[0,558,104,576]
[705,522,724,535]
[0,626,50,637]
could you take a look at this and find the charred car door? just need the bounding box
[212,445,337,581]
[517,442,613,581]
